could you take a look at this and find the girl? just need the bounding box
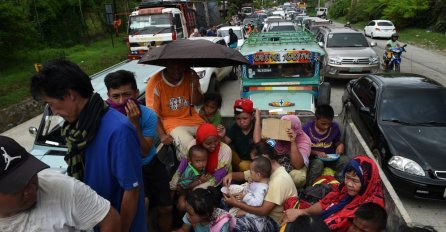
[199,92,223,126]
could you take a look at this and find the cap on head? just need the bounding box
[233,98,254,113]
[0,136,49,193]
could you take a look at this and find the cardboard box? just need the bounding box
[262,118,291,141]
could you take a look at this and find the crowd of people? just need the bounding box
[189,25,239,49]
[0,59,437,232]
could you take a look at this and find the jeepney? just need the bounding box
[239,30,330,115]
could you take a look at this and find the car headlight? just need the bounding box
[195,70,206,79]
[369,56,379,65]
[388,156,425,176]
[328,57,342,65]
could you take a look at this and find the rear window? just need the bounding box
[269,25,295,32]
[377,21,393,26]
[326,33,369,47]
[248,63,315,79]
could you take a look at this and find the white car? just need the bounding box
[217,26,246,49]
[188,37,234,93]
[266,21,297,32]
[364,20,396,39]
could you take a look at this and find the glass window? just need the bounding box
[368,21,375,26]
[248,63,315,79]
[377,21,393,26]
[352,78,372,107]
[129,14,171,34]
[326,33,369,47]
[174,14,183,38]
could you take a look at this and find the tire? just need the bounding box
[395,63,400,72]
[207,75,218,93]
[317,82,331,106]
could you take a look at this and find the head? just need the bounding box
[105,70,139,104]
[314,104,335,132]
[30,59,93,123]
[342,156,380,197]
[194,28,199,34]
[233,98,254,130]
[0,136,49,217]
[163,62,187,84]
[229,28,234,34]
[391,33,399,41]
[188,145,208,171]
[284,215,331,232]
[250,156,272,182]
[196,123,220,153]
[250,140,279,161]
[348,203,387,232]
[185,187,221,224]
[203,92,222,117]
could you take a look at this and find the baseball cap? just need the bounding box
[234,98,254,113]
[0,136,49,193]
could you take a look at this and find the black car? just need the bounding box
[342,73,446,200]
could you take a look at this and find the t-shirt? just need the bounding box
[199,108,222,126]
[139,105,158,165]
[146,71,204,133]
[386,40,400,49]
[0,170,110,232]
[84,109,147,232]
[227,123,254,160]
[178,162,205,189]
[242,182,269,207]
[302,120,341,155]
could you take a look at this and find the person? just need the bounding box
[344,22,351,28]
[222,140,298,231]
[171,123,232,189]
[174,187,235,232]
[220,98,261,171]
[189,28,201,38]
[199,27,207,37]
[228,28,239,49]
[274,115,312,188]
[199,92,223,126]
[303,104,349,186]
[207,25,217,36]
[384,33,401,69]
[247,22,254,34]
[282,155,385,232]
[280,215,331,232]
[113,17,122,36]
[104,70,173,232]
[0,135,121,231]
[30,59,147,232]
[347,202,387,232]
[145,62,205,161]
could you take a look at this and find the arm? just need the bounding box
[125,101,152,154]
[120,187,140,232]
[222,171,246,186]
[224,195,276,216]
[97,207,121,232]
[288,130,305,169]
[282,202,322,224]
[190,69,204,105]
[157,119,174,145]
[253,109,262,143]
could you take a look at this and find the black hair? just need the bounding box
[251,156,272,178]
[355,202,387,231]
[104,70,138,91]
[30,59,93,100]
[185,187,221,218]
[399,225,437,232]
[188,144,207,160]
[284,215,331,232]
[204,92,222,108]
[315,104,335,120]
[251,140,279,161]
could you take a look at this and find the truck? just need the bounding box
[127,0,197,59]
[240,3,254,19]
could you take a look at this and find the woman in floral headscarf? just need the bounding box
[282,155,385,232]
[273,115,311,187]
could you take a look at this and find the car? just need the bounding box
[315,26,379,79]
[316,7,328,17]
[217,26,246,49]
[265,21,297,32]
[342,73,446,200]
[262,16,284,31]
[188,37,235,93]
[364,20,396,39]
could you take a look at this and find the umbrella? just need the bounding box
[138,39,250,67]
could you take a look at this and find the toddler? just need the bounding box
[199,92,222,126]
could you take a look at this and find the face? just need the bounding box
[190,150,208,171]
[0,175,38,217]
[348,217,382,232]
[391,36,398,41]
[235,112,254,130]
[107,84,138,104]
[344,171,362,196]
[315,117,332,133]
[203,101,218,117]
[185,201,205,224]
[249,162,262,182]
[42,91,81,123]
[165,64,186,83]
[201,136,219,153]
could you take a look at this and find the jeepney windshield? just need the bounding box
[129,14,171,35]
[247,63,315,78]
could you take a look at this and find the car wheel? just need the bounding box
[207,75,219,93]
[317,82,331,106]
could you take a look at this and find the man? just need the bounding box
[145,63,204,161]
[30,59,147,232]
[104,70,173,232]
[0,136,121,231]
[384,33,401,69]
[207,25,217,36]
[347,202,387,232]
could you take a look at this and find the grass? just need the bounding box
[0,34,128,109]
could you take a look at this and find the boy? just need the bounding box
[199,92,223,126]
[348,202,387,232]
[303,104,348,186]
[220,98,261,171]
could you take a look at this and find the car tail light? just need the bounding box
[375,27,381,31]
[172,31,177,40]
[393,28,396,31]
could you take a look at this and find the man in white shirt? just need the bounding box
[0,136,121,232]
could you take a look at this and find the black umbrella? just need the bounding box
[138,39,250,67]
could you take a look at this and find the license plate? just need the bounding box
[349,67,363,72]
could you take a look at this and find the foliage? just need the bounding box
[328,0,350,18]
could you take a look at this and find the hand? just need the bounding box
[317,151,328,158]
[286,128,297,141]
[336,144,345,155]
[217,124,226,138]
[223,193,238,206]
[160,133,174,145]
[222,173,232,187]
[281,209,306,224]
[125,100,141,126]
[236,210,247,218]
[199,173,212,183]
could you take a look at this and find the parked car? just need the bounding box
[265,21,297,32]
[316,7,328,17]
[217,26,246,49]
[342,73,446,199]
[188,37,235,93]
[364,20,396,39]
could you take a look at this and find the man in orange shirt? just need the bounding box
[146,63,204,160]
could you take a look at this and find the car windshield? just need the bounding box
[247,63,315,79]
[326,33,369,47]
[269,25,295,32]
[35,107,67,147]
[217,29,242,39]
[377,21,393,26]
[243,18,258,25]
[129,14,171,35]
[380,89,446,124]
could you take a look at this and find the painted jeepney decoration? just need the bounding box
[239,30,330,115]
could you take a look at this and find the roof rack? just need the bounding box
[245,30,316,45]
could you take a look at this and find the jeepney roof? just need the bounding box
[239,30,325,56]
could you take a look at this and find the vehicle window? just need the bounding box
[36,107,66,147]
[217,29,242,39]
[326,33,369,47]
[368,21,375,26]
[174,14,183,38]
[352,78,372,107]
[377,21,393,26]
[129,14,171,34]
[316,32,324,42]
[248,63,315,79]
[269,25,296,32]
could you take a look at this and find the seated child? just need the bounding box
[303,104,349,186]
[199,92,223,126]
[348,202,387,232]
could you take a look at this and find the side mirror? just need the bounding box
[370,42,377,47]
[29,127,38,136]
[318,41,324,47]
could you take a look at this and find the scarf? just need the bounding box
[274,115,311,164]
[196,123,220,175]
[105,97,140,115]
[319,155,384,231]
[62,93,109,180]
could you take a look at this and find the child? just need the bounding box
[347,203,387,232]
[303,104,348,186]
[199,92,223,126]
[220,98,261,171]
[174,187,235,232]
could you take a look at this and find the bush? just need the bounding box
[329,0,350,18]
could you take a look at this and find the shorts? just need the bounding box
[142,156,173,208]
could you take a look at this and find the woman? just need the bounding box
[228,28,238,49]
[222,141,297,232]
[282,155,384,232]
[274,115,311,187]
[170,123,232,189]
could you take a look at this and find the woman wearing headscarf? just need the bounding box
[273,115,311,187]
[228,28,238,49]
[170,123,232,190]
[282,155,385,232]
